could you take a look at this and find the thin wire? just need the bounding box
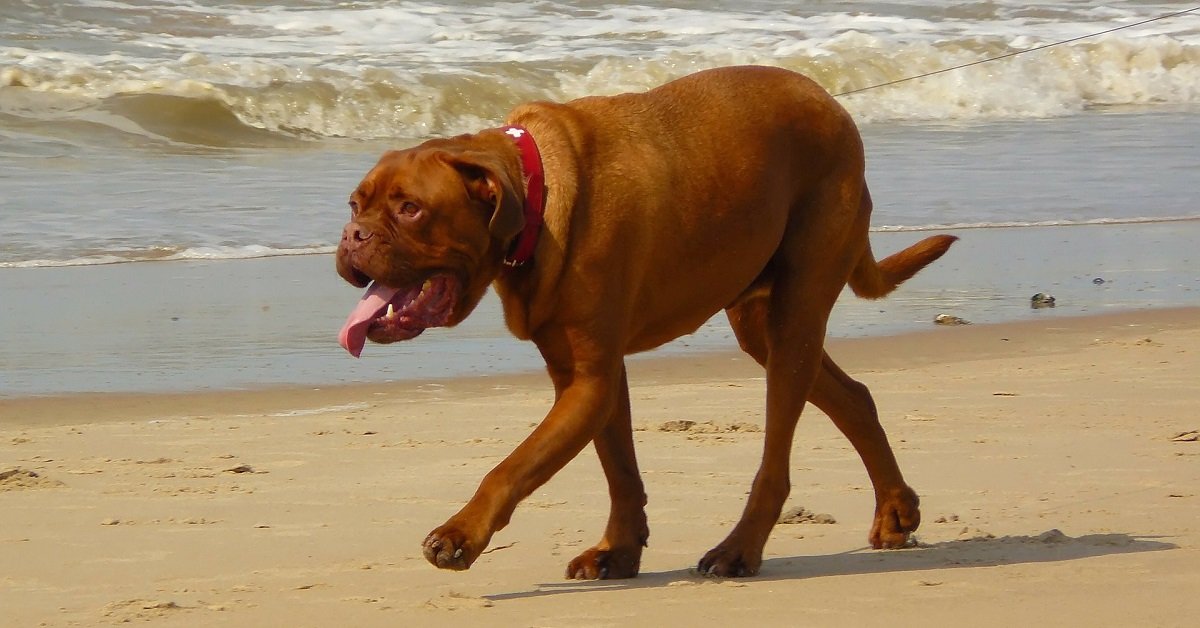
[833,6,1200,97]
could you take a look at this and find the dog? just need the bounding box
[336,65,956,578]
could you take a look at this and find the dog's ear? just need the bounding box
[448,153,524,246]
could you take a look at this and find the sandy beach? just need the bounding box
[4,2,1198,624]
[2,307,1197,626]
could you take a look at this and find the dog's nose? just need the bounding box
[342,222,374,246]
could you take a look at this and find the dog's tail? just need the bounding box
[848,234,958,300]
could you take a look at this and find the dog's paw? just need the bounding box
[423,525,480,570]
[697,543,761,578]
[869,485,921,549]
[565,546,642,580]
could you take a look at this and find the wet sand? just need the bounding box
[3,220,1198,397]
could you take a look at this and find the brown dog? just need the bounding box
[336,65,956,578]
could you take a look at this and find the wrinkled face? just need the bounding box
[335,144,516,357]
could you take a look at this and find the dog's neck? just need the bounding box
[500,125,546,267]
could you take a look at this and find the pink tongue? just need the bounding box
[338,283,401,358]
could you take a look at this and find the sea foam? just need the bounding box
[2,4,1197,143]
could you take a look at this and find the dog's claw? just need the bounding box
[869,485,922,549]
[422,525,477,571]
[565,546,641,580]
[698,542,760,578]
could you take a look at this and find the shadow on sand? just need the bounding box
[487,530,1176,601]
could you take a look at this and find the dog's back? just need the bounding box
[505,65,917,353]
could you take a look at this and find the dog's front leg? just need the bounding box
[422,362,621,571]
[565,364,649,580]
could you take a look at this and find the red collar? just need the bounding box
[500,125,545,267]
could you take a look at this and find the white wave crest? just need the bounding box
[2,5,1198,138]
[560,33,1200,124]
[0,245,335,269]
[871,214,1200,233]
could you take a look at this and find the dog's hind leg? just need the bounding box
[809,354,920,548]
[565,364,649,579]
[727,290,921,556]
[700,205,861,576]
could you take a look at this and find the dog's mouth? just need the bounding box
[338,273,460,357]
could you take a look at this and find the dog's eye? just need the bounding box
[348,200,359,215]
[397,201,422,219]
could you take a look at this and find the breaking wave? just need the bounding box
[3,27,1198,146]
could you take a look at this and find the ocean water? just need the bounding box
[1,0,1198,395]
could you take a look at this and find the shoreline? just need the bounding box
[4,306,1196,427]
[4,214,1200,399]
[4,194,1198,399]
[5,214,1198,270]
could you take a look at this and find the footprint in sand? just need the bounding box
[0,468,66,491]
[422,590,494,610]
[99,599,186,622]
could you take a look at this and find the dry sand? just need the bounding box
[2,308,1198,627]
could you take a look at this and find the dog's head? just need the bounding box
[336,136,525,357]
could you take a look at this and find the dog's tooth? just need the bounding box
[386,304,395,318]
[422,279,432,293]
